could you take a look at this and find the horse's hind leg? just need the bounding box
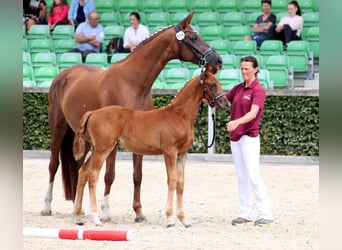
[176,153,191,228]
[132,153,146,222]
[41,121,68,216]
[99,145,118,222]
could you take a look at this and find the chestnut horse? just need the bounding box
[72,67,230,227]
[41,13,223,223]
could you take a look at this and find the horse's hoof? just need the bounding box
[40,210,52,216]
[167,223,175,228]
[184,223,192,228]
[76,221,84,226]
[135,216,147,223]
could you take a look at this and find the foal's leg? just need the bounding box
[176,153,191,227]
[74,159,90,225]
[99,145,118,222]
[132,153,146,222]
[41,120,68,216]
[164,153,178,227]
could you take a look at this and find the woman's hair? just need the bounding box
[261,0,272,6]
[288,0,302,16]
[129,11,141,22]
[240,56,260,76]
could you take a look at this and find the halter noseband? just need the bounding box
[174,25,216,68]
[199,73,226,107]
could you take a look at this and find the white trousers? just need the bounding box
[231,135,273,220]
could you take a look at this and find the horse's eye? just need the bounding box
[190,36,198,42]
[209,83,217,91]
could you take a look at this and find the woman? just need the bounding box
[123,12,150,52]
[225,56,273,227]
[274,0,303,46]
[244,0,276,47]
[68,0,96,29]
[25,0,47,32]
[48,0,69,31]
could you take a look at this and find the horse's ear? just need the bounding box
[178,12,194,29]
[205,65,219,75]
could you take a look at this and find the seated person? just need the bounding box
[68,0,96,29]
[68,11,104,62]
[48,0,69,32]
[274,0,303,47]
[123,12,150,52]
[24,0,47,32]
[244,0,276,47]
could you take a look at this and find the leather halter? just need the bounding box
[174,25,216,68]
[199,72,226,107]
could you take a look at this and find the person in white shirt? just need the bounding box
[274,0,303,47]
[123,12,150,52]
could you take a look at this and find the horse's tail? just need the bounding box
[73,111,93,161]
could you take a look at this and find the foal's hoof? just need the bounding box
[76,221,84,226]
[167,223,175,228]
[40,210,52,216]
[100,216,111,223]
[184,223,192,228]
[135,215,147,223]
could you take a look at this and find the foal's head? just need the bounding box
[200,67,230,112]
[173,13,223,74]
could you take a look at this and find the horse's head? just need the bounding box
[200,67,230,112]
[174,12,223,74]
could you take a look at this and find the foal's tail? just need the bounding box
[73,111,93,161]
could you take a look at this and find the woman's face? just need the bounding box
[129,15,140,28]
[287,4,298,16]
[240,61,258,83]
[261,3,271,13]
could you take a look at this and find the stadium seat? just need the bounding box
[191,68,203,78]
[220,12,245,27]
[100,11,121,26]
[257,69,271,89]
[36,80,54,88]
[194,12,220,26]
[275,12,288,23]
[23,51,32,66]
[104,25,124,40]
[241,0,260,13]
[302,12,319,28]
[166,0,190,12]
[51,25,74,40]
[110,52,129,64]
[85,53,108,68]
[23,38,29,52]
[23,25,26,38]
[164,68,189,88]
[95,0,115,13]
[209,39,231,55]
[33,66,59,84]
[297,0,315,12]
[53,38,75,54]
[271,0,288,12]
[165,59,185,69]
[253,54,265,69]
[28,38,53,56]
[305,26,319,58]
[245,12,263,26]
[57,52,82,71]
[227,25,252,48]
[191,0,215,12]
[265,55,293,88]
[286,40,312,74]
[214,0,240,12]
[27,24,50,39]
[259,40,284,64]
[218,68,242,87]
[117,0,141,13]
[169,12,189,24]
[23,64,34,81]
[31,52,57,68]
[141,0,165,12]
[23,80,36,87]
[232,40,257,61]
[151,78,166,90]
[220,54,238,69]
[146,12,169,28]
[200,25,226,41]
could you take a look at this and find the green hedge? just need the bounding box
[23,93,319,156]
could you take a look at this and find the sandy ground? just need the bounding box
[23,157,318,250]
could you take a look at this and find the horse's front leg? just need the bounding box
[176,153,191,228]
[164,153,177,227]
[99,146,117,222]
[132,153,146,222]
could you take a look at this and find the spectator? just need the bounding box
[48,0,69,32]
[244,0,276,47]
[24,0,48,32]
[123,12,150,52]
[68,0,96,30]
[274,0,303,47]
[68,11,105,62]
[225,56,273,227]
